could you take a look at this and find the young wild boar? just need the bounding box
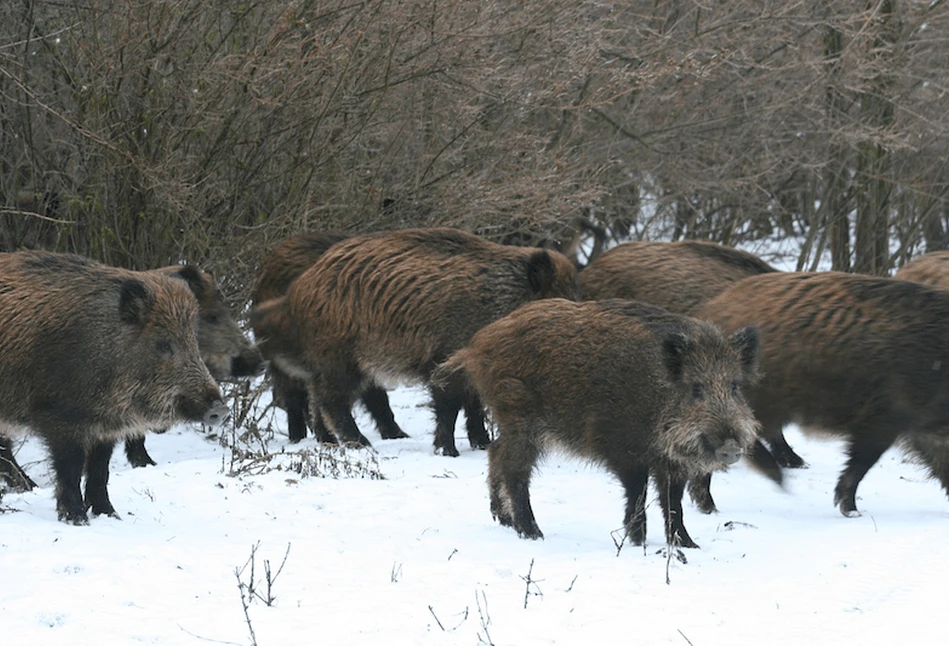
[251,227,578,457]
[894,250,949,288]
[0,251,227,524]
[121,265,265,467]
[438,298,763,548]
[697,271,949,518]
[250,232,408,444]
[579,239,778,316]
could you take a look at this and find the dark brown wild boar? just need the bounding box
[250,232,408,444]
[0,251,227,524]
[579,240,778,315]
[1,262,264,476]
[438,298,763,548]
[251,227,578,457]
[894,251,949,288]
[696,271,949,518]
[121,265,265,468]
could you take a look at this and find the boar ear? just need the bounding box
[169,265,208,301]
[119,279,153,326]
[661,331,692,382]
[730,326,760,379]
[527,251,556,294]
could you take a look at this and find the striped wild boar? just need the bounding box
[697,271,949,518]
[0,251,227,524]
[579,239,778,316]
[251,227,578,457]
[250,232,408,444]
[438,298,764,548]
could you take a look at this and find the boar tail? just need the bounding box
[432,349,471,389]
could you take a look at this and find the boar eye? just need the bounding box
[156,340,174,356]
[203,313,221,325]
[691,383,705,401]
[731,381,741,395]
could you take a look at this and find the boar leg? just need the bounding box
[687,473,716,515]
[361,386,409,440]
[655,470,698,548]
[767,429,807,468]
[310,383,372,447]
[618,468,650,546]
[488,432,543,539]
[488,474,514,528]
[124,435,156,468]
[430,385,465,457]
[271,367,323,443]
[47,436,89,525]
[0,435,37,491]
[900,433,949,499]
[84,440,119,518]
[463,393,491,450]
[834,430,897,517]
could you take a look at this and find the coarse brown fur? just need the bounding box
[0,251,226,524]
[697,271,949,518]
[438,298,762,548]
[120,265,263,468]
[251,227,578,456]
[1,263,263,474]
[250,232,408,444]
[894,251,949,288]
[579,240,778,315]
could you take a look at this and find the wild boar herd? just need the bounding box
[3,229,949,551]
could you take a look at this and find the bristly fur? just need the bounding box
[699,270,949,518]
[443,297,761,549]
[579,240,776,315]
[0,250,223,524]
[251,227,579,456]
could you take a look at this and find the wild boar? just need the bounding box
[121,265,265,468]
[0,251,227,524]
[579,239,778,316]
[250,232,408,444]
[251,227,578,456]
[438,298,763,548]
[894,250,949,288]
[697,271,949,517]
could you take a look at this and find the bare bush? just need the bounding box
[2,0,948,301]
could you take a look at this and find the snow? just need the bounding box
[1,385,946,646]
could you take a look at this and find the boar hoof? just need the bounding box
[125,441,157,468]
[516,526,544,541]
[435,445,460,458]
[669,529,699,549]
[839,506,862,518]
[687,482,718,515]
[381,427,410,440]
[771,445,807,469]
[58,509,90,526]
[776,454,807,469]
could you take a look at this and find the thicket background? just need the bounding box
[2,0,948,305]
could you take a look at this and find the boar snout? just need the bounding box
[204,400,229,426]
[715,438,743,466]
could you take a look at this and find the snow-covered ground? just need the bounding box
[1,385,946,646]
